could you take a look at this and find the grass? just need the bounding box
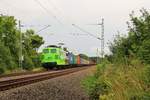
[82,60,150,100]
[0,66,44,75]
[32,67,44,71]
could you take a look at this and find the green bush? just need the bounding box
[22,55,34,70]
[82,64,112,100]
[82,75,99,100]
[0,67,5,74]
[31,55,42,67]
[82,62,150,100]
[0,63,6,74]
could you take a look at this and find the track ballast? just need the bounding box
[0,66,91,91]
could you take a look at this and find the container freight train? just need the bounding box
[40,45,95,69]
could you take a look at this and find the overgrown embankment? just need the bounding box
[82,62,150,100]
[82,9,150,100]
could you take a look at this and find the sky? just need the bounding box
[0,0,150,56]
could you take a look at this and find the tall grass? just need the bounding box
[82,59,150,100]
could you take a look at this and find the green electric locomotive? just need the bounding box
[41,45,68,69]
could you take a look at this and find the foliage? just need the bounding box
[83,63,150,100]
[109,8,150,64]
[23,29,44,68]
[82,63,111,100]
[82,9,150,100]
[0,15,44,74]
[82,75,99,100]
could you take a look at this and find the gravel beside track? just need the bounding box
[0,66,95,100]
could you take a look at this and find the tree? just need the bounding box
[128,9,150,64]
[23,29,44,68]
[109,9,150,64]
[0,15,19,70]
[0,15,44,73]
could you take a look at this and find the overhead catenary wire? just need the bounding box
[20,24,51,27]
[46,0,72,23]
[72,24,101,40]
[87,19,105,58]
[36,25,51,33]
[33,0,63,25]
[69,33,88,36]
[46,0,76,35]
[47,0,63,15]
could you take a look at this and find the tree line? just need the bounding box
[0,15,44,74]
[82,8,150,100]
[108,8,150,65]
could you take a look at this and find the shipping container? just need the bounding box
[68,53,75,64]
[77,55,81,65]
[74,55,77,64]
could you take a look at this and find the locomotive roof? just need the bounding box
[46,45,61,48]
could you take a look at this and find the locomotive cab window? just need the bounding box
[51,49,56,53]
[43,49,49,53]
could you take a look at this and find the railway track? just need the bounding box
[0,66,90,91]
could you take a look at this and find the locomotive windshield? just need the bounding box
[51,49,56,53]
[43,49,49,53]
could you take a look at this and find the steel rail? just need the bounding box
[0,70,46,79]
[0,67,89,91]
